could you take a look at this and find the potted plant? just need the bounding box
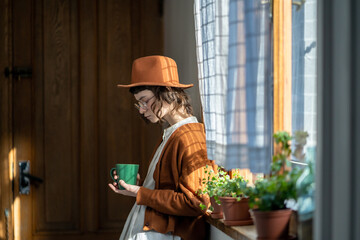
[216,171,253,226]
[246,131,303,239]
[292,131,309,161]
[197,165,225,219]
[198,165,253,226]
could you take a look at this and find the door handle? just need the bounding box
[19,161,43,195]
[22,173,43,183]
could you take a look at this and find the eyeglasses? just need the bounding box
[134,96,154,111]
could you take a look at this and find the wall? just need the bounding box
[163,0,202,122]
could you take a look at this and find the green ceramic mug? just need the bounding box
[110,164,139,190]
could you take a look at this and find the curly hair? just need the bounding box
[129,86,193,123]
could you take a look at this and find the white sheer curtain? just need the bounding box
[292,0,317,160]
[194,0,229,167]
[194,0,272,173]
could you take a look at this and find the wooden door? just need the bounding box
[0,0,163,239]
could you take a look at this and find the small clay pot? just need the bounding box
[219,197,253,226]
[251,208,293,240]
[210,197,223,219]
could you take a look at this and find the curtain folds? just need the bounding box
[194,0,272,173]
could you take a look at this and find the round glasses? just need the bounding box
[134,96,154,111]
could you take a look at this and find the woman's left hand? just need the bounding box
[108,180,140,197]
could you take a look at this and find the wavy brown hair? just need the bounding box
[129,86,193,123]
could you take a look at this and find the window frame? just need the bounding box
[273,0,292,134]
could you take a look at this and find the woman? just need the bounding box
[108,55,213,240]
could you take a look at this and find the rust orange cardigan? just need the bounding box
[136,123,214,240]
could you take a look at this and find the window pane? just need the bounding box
[291,2,317,239]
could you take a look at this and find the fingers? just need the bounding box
[112,173,118,187]
[108,183,119,192]
[108,183,127,194]
[108,180,139,197]
[136,173,141,185]
[112,171,119,181]
[118,180,140,196]
[118,180,129,190]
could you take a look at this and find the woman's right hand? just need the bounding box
[111,172,141,188]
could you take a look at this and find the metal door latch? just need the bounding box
[19,161,43,194]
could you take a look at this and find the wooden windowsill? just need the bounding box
[206,211,298,240]
[206,216,257,240]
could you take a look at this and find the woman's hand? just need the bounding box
[108,181,140,197]
[108,173,141,197]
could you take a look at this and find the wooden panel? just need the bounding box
[139,0,164,55]
[12,0,33,239]
[140,0,164,165]
[98,0,135,229]
[34,0,80,231]
[0,0,14,239]
[33,0,46,236]
[129,0,145,185]
[79,0,98,233]
[7,0,163,238]
[133,0,163,181]
[98,0,163,231]
[273,0,292,133]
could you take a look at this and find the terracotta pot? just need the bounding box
[219,197,253,226]
[210,197,223,219]
[251,208,293,240]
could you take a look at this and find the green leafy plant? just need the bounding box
[197,166,249,210]
[197,165,223,197]
[216,171,248,201]
[246,168,302,210]
[197,165,226,210]
[246,131,304,211]
[271,131,292,174]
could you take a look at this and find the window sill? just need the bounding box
[206,212,298,240]
[206,216,256,240]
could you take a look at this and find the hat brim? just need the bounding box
[117,82,193,89]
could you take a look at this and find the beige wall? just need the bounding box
[164,0,202,122]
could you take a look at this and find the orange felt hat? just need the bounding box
[117,55,193,89]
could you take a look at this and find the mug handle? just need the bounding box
[110,167,117,182]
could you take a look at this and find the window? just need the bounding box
[194,0,317,176]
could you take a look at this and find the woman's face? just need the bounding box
[134,90,171,123]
